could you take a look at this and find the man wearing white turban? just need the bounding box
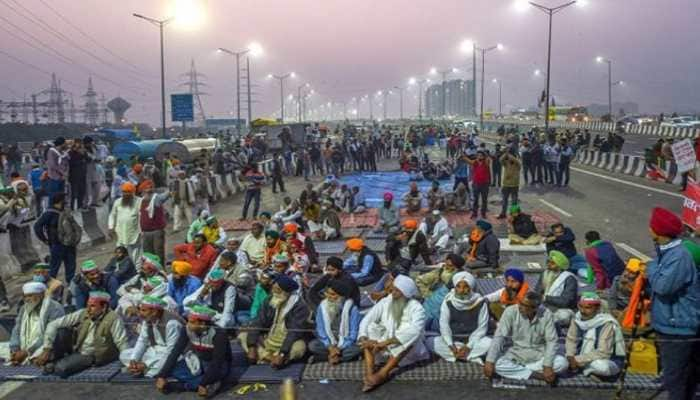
[358,275,428,392]
[427,272,492,363]
[0,282,64,365]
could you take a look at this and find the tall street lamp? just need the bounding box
[525,0,579,131]
[133,13,173,138]
[393,86,405,120]
[596,56,620,120]
[475,43,503,130]
[409,77,428,120]
[492,78,503,116]
[267,72,295,122]
[218,43,263,133]
[379,90,389,120]
[297,83,310,122]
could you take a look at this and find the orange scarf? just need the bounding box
[468,229,483,261]
[622,275,650,329]
[500,282,529,305]
[264,240,285,265]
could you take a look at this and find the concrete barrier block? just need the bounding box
[616,155,628,173]
[624,157,636,175]
[8,225,41,271]
[634,159,646,177]
[606,153,618,171]
[597,153,609,169]
[0,232,21,278]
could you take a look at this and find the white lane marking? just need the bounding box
[538,199,573,217]
[0,382,25,399]
[570,167,684,199]
[615,242,652,262]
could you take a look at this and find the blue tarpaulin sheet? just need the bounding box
[339,171,453,207]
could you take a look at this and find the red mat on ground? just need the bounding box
[399,208,559,232]
[220,219,255,232]
[339,208,379,228]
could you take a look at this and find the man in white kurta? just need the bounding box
[484,292,568,384]
[419,210,452,252]
[358,275,428,392]
[120,296,185,378]
[108,182,143,269]
[427,272,492,364]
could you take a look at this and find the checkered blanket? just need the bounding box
[0,360,122,382]
[339,209,379,228]
[303,358,483,382]
[475,276,540,296]
[499,372,661,391]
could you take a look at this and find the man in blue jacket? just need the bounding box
[309,279,362,365]
[646,207,700,400]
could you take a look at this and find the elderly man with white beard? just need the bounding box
[0,282,64,365]
[309,279,362,365]
[427,271,492,364]
[358,274,428,392]
[239,274,311,369]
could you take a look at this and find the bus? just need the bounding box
[548,106,590,122]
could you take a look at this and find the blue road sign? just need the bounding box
[171,94,194,122]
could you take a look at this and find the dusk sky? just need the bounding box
[1,0,699,125]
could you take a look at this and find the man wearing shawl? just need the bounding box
[138,179,170,267]
[419,209,452,253]
[428,272,492,363]
[70,260,120,310]
[207,250,255,301]
[173,233,219,280]
[536,250,578,327]
[358,275,428,392]
[167,261,202,315]
[507,205,541,245]
[36,291,128,378]
[262,229,285,267]
[0,282,64,365]
[183,269,241,329]
[308,256,361,309]
[344,238,384,286]
[240,274,311,369]
[485,268,530,320]
[32,262,64,302]
[392,219,432,265]
[170,168,195,232]
[484,292,567,383]
[565,292,626,379]
[458,220,500,270]
[312,199,342,241]
[309,279,362,365]
[117,253,169,313]
[108,181,145,267]
[155,305,232,397]
[375,192,400,234]
[417,253,465,329]
[120,295,185,378]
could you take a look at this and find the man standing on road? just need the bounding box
[646,207,700,400]
[241,164,265,220]
[46,137,69,204]
[271,152,286,194]
[498,148,521,219]
[520,137,533,185]
[469,151,491,219]
[108,182,143,268]
[34,193,77,285]
[559,138,574,187]
[139,180,170,267]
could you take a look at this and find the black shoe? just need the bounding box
[496,214,506,220]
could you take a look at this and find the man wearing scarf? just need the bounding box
[155,305,232,397]
[108,182,143,268]
[507,205,541,245]
[392,219,432,266]
[183,269,241,329]
[485,268,530,320]
[103,246,137,285]
[374,192,401,234]
[249,269,276,320]
[312,199,342,241]
[117,253,168,312]
[0,282,64,365]
[419,209,452,253]
[35,291,128,378]
[564,292,626,379]
[484,292,567,383]
[308,256,361,309]
[120,296,185,378]
[70,260,120,310]
[32,262,64,303]
[459,220,500,270]
[139,179,170,267]
[173,233,218,280]
[186,209,210,244]
[608,258,644,319]
[310,279,362,365]
[170,169,195,232]
[428,272,492,363]
[208,250,255,303]
[646,207,700,400]
[282,223,319,269]
[240,274,311,369]
[167,261,202,316]
[536,250,578,327]
[344,238,384,286]
[358,275,428,392]
[262,230,285,267]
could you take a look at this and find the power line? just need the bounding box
[36,0,158,80]
[0,49,82,88]
[0,0,157,88]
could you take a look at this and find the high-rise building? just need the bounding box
[425,79,476,118]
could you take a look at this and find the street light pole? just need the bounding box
[473,42,477,117]
[493,79,502,116]
[382,91,388,120]
[529,1,577,131]
[246,56,252,129]
[218,48,250,134]
[475,44,502,131]
[394,86,404,120]
[369,95,374,120]
[133,13,173,138]
[269,73,294,122]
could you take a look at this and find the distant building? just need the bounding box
[425,79,476,118]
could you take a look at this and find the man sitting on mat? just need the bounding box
[35,291,128,378]
[358,275,428,392]
[155,305,231,397]
[419,209,451,253]
[309,279,362,365]
[375,192,401,234]
[0,282,64,366]
[239,274,310,369]
[402,182,423,213]
[343,238,384,287]
[536,250,578,328]
[565,292,626,380]
[456,220,500,270]
[507,205,541,245]
[484,268,530,321]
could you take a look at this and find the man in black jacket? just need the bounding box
[458,220,500,270]
[239,274,310,369]
[33,193,77,283]
[155,305,231,397]
[308,256,360,309]
[507,205,541,245]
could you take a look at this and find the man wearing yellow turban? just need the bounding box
[168,261,201,315]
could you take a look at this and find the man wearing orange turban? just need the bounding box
[109,180,144,271]
[344,238,383,286]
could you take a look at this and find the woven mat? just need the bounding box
[399,209,559,232]
[303,358,482,382]
[365,231,388,240]
[229,362,305,384]
[339,209,379,228]
[341,228,365,238]
[315,241,348,255]
[221,219,255,232]
[475,276,540,296]
[0,360,122,382]
[500,372,661,390]
[364,238,386,252]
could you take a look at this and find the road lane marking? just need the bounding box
[538,199,573,217]
[615,242,652,262]
[0,382,24,399]
[570,167,684,199]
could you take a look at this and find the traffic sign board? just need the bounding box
[171,94,194,122]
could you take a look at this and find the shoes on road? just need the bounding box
[0,300,11,313]
[496,214,506,220]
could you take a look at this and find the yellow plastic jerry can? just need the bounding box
[628,339,658,375]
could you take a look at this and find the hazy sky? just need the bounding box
[1,0,699,125]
